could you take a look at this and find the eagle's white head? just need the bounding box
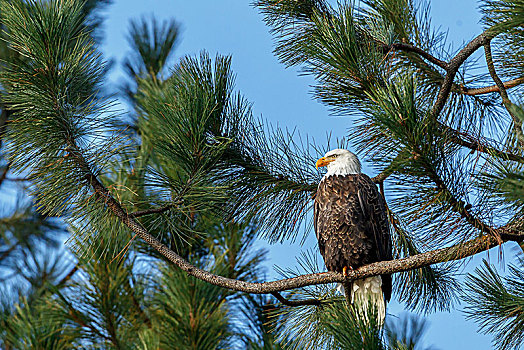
[316,148,361,176]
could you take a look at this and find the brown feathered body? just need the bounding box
[314,173,392,302]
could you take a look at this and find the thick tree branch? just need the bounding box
[74,150,524,295]
[431,29,495,119]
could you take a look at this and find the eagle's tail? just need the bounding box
[339,276,386,326]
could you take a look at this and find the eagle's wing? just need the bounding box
[314,175,373,273]
[356,174,392,262]
[357,174,393,300]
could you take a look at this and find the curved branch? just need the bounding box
[82,165,524,294]
[431,29,495,118]
[68,139,523,297]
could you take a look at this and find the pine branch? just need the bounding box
[464,259,524,350]
[386,39,524,98]
[419,154,503,242]
[371,156,401,183]
[441,123,524,163]
[61,127,523,296]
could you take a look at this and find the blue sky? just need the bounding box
[99,1,521,349]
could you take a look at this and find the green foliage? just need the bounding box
[390,211,459,313]
[385,313,435,350]
[464,259,524,350]
[0,296,79,350]
[270,251,342,349]
[239,294,288,350]
[134,50,321,243]
[151,262,233,350]
[0,0,119,221]
[122,16,180,103]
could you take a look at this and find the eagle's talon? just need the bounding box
[343,266,352,277]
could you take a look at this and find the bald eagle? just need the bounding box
[314,149,392,323]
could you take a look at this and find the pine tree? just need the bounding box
[0,0,523,349]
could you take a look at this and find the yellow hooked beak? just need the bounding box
[316,157,334,169]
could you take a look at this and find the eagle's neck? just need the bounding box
[324,158,361,177]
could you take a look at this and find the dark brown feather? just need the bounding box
[314,174,392,301]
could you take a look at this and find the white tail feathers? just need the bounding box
[338,276,386,326]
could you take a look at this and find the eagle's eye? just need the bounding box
[332,154,339,158]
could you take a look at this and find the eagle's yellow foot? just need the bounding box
[342,266,353,277]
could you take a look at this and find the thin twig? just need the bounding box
[387,42,448,70]
[441,122,524,162]
[129,205,174,218]
[462,77,524,96]
[56,265,78,287]
[0,162,10,188]
[271,292,321,306]
[484,41,524,145]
